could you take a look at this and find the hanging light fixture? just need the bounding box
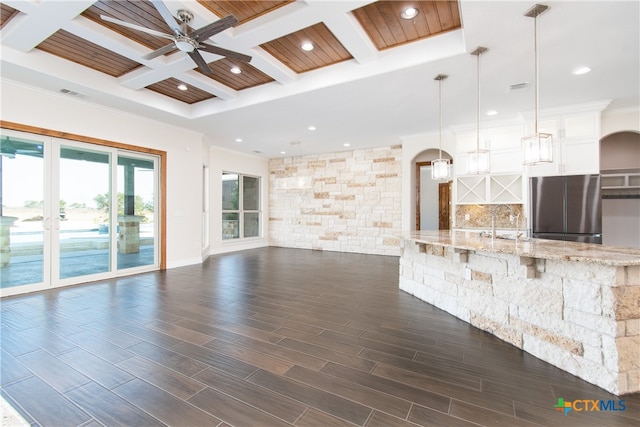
[522,4,553,165]
[467,46,490,174]
[431,74,451,181]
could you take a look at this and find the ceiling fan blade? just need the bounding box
[143,43,178,60]
[150,0,184,36]
[198,43,251,62]
[190,15,238,41]
[100,15,174,40]
[188,50,213,74]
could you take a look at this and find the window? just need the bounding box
[222,172,260,240]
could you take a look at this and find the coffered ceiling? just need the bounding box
[1,1,639,157]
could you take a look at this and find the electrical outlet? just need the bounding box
[465,214,470,221]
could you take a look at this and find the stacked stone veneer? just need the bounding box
[399,238,640,395]
[269,145,401,256]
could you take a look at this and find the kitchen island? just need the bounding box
[398,231,640,395]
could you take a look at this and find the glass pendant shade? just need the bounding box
[431,74,450,181]
[522,4,553,165]
[467,149,490,174]
[431,158,451,180]
[522,132,553,164]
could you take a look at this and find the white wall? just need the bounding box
[208,145,270,254]
[1,79,205,268]
[602,107,640,136]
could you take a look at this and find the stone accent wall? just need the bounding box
[269,145,402,256]
[399,239,640,395]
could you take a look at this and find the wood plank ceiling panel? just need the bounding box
[146,78,216,104]
[352,0,462,50]
[82,0,175,51]
[260,23,352,74]
[0,3,18,28]
[201,58,275,90]
[36,30,141,78]
[196,0,294,24]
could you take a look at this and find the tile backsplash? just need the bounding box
[455,204,524,230]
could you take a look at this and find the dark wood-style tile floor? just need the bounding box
[1,247,638,427]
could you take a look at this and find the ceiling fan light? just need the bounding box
[177,83,188,91]
[175,36,196,52]
[301,41,314,51]
[230,66,242,74]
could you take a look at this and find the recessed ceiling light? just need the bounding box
[280,151,286,154]
[308,125,316,131]
[400,7,419,19]
[343,143,350,147]
[572,66,592,75]
[230,66,241,74]
[486,110,498,116]
[301,41,314,51]
[235,138,243,143]
[177,83,188,91]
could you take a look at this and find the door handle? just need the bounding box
[44,217,51,230]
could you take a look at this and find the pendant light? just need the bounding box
[522,4,553,165]
[431,74,451,181]
[467,46,490,175]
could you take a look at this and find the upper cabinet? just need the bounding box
[523,101,611,177]
[456,174,523,204]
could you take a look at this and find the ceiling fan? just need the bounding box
[101,0,251,75]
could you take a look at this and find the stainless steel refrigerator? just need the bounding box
[530,174,602,243]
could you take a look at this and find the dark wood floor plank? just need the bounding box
[408,404,477,427]
[116,356,207,400]
[3,376,92,426]
[284,365,412,419]
[65,331,135,364]
[0,349,33,387]
[170,341,259,379]
[359,348,482,391]
[203,338,295,375]
[125,341,209,377]
[320,330,418,360]
[58,347,134,390]
[274,326,365,356]
[193,367,307,423]
[294,408,357,426]
[145,320,216,346]
[320,362,451,413]
[366,410,422,427]
[116,322,188,348]
[449,399,541,426]
[249,369,373,425]
[372,363,516,418]
[277,337,376,372]
[234,336,328,371]
[17,349,91,393]
[188,386,292,427]
[65,381,166,427]
[113,378,222,426]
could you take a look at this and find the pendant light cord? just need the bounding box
[438,76,443,159]
[534,13,539,135]
[476,50,480,153]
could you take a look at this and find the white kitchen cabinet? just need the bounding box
[524,102,609,177]
[456,174,523,204]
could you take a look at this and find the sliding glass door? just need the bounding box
[0,130,160,296]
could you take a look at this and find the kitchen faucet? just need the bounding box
[491,204,520,240]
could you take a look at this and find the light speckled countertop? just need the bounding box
[400,230,640,266]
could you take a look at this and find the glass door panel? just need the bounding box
[116,154,156,270]
[58,145,111,280]
[0,134,46,289]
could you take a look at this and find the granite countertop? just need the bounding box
[400,230,640,266]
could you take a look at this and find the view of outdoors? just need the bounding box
[0,133,158,291]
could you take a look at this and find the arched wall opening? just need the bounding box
[599,131,640,248]
[413,148,453,231]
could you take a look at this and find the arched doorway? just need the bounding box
[600,131,640,248]
[414,149,453,231]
